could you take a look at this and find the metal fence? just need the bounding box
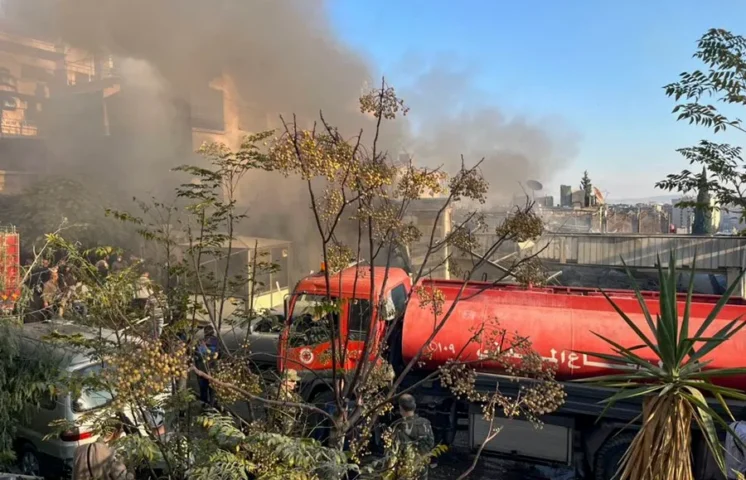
[474,232,746,270]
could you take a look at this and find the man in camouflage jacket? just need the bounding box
[265,369,302,435]
[392,394,435,480]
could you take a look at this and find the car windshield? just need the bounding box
[252,315,284,334]
[73,363,114,413]
[288,294,338,348]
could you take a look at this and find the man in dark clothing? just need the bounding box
[195,326,219,407]
[111,256,125,273]
[391,394,435,480]
[725,418,746,479]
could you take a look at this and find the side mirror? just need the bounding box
[283,295,290,320]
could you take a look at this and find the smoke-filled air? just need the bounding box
[3,0,578,268]
[398,60,580,204]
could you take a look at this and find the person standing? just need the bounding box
[725,419,746,479]
[95,259,109,281]
[195,325,219,407]
[41,267,60,320]
[266,369,302,435]
[391,394,435,480]
[24,258,50,323]
[133,271,162,338]
[72,424,133,480]
[111,256,125,274]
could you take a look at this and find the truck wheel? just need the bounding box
[593,432,636,480]
[433,400,458,446]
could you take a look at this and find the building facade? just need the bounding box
[0,22,258,197]
[671,197,720,234]
[672,197,695,233]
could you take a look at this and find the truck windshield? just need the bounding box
[288,294,339,348]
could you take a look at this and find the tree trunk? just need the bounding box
[619,395,694,480]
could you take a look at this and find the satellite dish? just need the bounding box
[526,180,543,192]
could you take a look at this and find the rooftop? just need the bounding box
[19,320,120,370]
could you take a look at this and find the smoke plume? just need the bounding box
[398,59,579,204]
[3,0,578,274]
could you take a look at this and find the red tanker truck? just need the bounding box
[278,265,746,479]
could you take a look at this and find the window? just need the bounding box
[252,314,283,334]
[288,294,339,348]
[40,391,58,411]
[390,284,407,318]
[72,364,114,413]
[348,299,372,341]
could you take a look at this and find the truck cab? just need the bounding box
[278,266,410,399]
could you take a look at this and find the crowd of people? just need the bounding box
[22,254,152,325]
[24,257,83,323]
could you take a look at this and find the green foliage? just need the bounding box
[580,170,593,208]
[657,29,746,224]
[0,323,61,464]
[193,412,353,480]
[359,438,448,480]
[105,131,281,332]
[578,251,746,479]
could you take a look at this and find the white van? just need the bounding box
[13,321,166,479]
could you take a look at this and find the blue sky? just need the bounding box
[327,0,746,201]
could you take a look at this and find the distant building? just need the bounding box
[671,196,720,234]
[537,195,554,208]
[560,185,572,207]
[710,199,721,233]
[571,189,592,207]
[672,197,695,233]
[720,209,746,233]
[605,203,669,234]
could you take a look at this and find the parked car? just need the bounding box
[13,321,166,479]
[194,311,285,369]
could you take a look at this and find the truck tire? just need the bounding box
[433,400,458,446]
[593,432,636,480]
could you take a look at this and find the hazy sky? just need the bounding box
[327,0,746,202]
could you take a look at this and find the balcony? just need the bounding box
[0,118,37,137]
[63,56,120,94]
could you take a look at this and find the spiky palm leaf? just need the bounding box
[577,251,746,480]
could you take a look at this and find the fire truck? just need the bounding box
[277,265,746,479]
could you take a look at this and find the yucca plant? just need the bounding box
[578,252,746,480]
